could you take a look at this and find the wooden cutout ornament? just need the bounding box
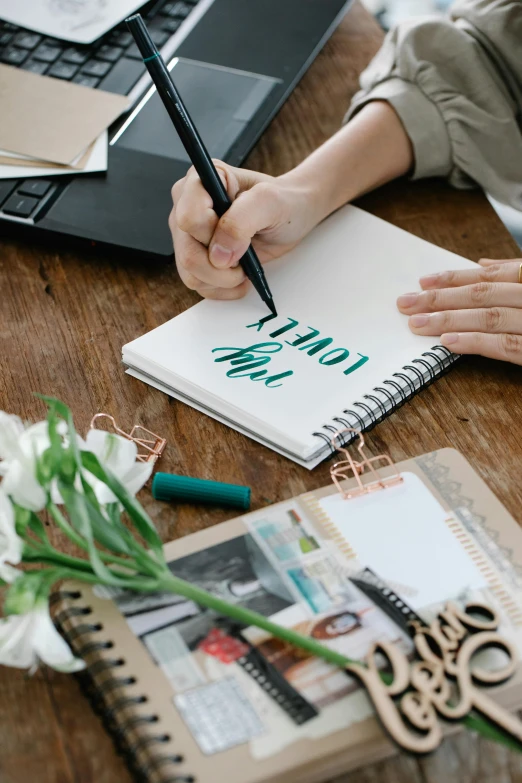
[344,601,522,753]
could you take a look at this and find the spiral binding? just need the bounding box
[312,345,457,453]
[53,590,194,783]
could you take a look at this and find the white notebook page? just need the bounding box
[318,472,487,609]
[123,206,477,459]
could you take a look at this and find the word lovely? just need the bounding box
[211,313,369,388]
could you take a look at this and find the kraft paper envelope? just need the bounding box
[0,64,128,165]
[0,131,108,180]
[0,139,96,170]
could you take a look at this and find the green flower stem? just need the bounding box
[463,712,522,752]
[158,572,522,754]
[56,568,165,592]
[23,547,97,574]
[158,572,363,668]
[23,545,140,581]
[47,502,139,571]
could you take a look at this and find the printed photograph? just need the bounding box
[113,534,295,650]
[248,587,412,709]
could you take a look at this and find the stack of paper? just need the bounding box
[0,0,147,45]
[0,64,129,180]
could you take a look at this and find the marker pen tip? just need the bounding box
[267,299,277,317]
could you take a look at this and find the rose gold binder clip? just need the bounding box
[89,413,167,465]
[330,428,403,500]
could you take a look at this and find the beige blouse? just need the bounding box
[345,0,522,210]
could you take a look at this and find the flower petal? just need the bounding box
[1,459,47,512]
[121,461,153,497]
[84,431,138,477]
[0,489,22,570]
[18,420,52,460]
[0,613,37,669]
[0,412,25,461]
[0,562,21,583]
[33,607,85,672]
[89,481,118,506]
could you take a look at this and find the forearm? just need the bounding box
[282,101,413,223]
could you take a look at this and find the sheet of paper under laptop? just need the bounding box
[123,205,478,468]
[0,0,146,45]
[0,64,128,164]
[0,130,108,180]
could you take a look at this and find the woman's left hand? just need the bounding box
[397,258,522,366]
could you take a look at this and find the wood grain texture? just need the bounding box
[1,2,522,781]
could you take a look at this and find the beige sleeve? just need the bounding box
[345,3,522,210]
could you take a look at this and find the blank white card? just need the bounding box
[319,472,486,609]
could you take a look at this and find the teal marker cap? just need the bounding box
[152,472,251,510]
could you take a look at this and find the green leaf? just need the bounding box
[32,398,77,486]
[78,474,140,558]
[37,396,73,425]
[35,448,55,486]
[28,513,50,544]
[83,493,133,556]
[81,451,164,560]
[58,480,138,587]
[38,396,82,473]
[13,504,32,536]
[14,503,49,545]
[103,501,151,558]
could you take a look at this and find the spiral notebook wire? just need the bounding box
[53,589,192,783]
[312,345,457,453]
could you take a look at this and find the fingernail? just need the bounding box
[397,293,419,308]
[419,273,440,288]
[410,314,430,327]
[441,333,459,345]
[210,243,233,267]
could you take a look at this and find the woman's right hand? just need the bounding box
[169,161,319,300]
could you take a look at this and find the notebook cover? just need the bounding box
[55,449,522,783]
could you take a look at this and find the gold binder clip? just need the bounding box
[330,428,403,500]
[89,413,167,465]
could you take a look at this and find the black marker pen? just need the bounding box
[126,13,277,317]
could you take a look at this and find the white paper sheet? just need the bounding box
[318,472,487,609]
[0,129,107,180]
[123,205,478,462]
[0,0,147,45]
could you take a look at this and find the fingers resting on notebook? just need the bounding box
[397,258,522,365]
[169,160,321,299]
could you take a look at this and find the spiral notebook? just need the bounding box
[122,205,477,467]
[54,448,522,783]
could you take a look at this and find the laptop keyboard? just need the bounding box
[0,0,201,221]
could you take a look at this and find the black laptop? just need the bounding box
[0,0,352,258]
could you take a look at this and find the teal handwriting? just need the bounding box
[211,315,369,389]
[212,343,294,388]
[247,315,369,376]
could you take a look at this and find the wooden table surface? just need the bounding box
[1,3,522,782]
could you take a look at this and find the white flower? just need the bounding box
[0,489,22,583]
[0,602,85,672]
[0,410,152,511]
[0,413,49,511]
[82,430,152,504]
[0,412,25,459]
